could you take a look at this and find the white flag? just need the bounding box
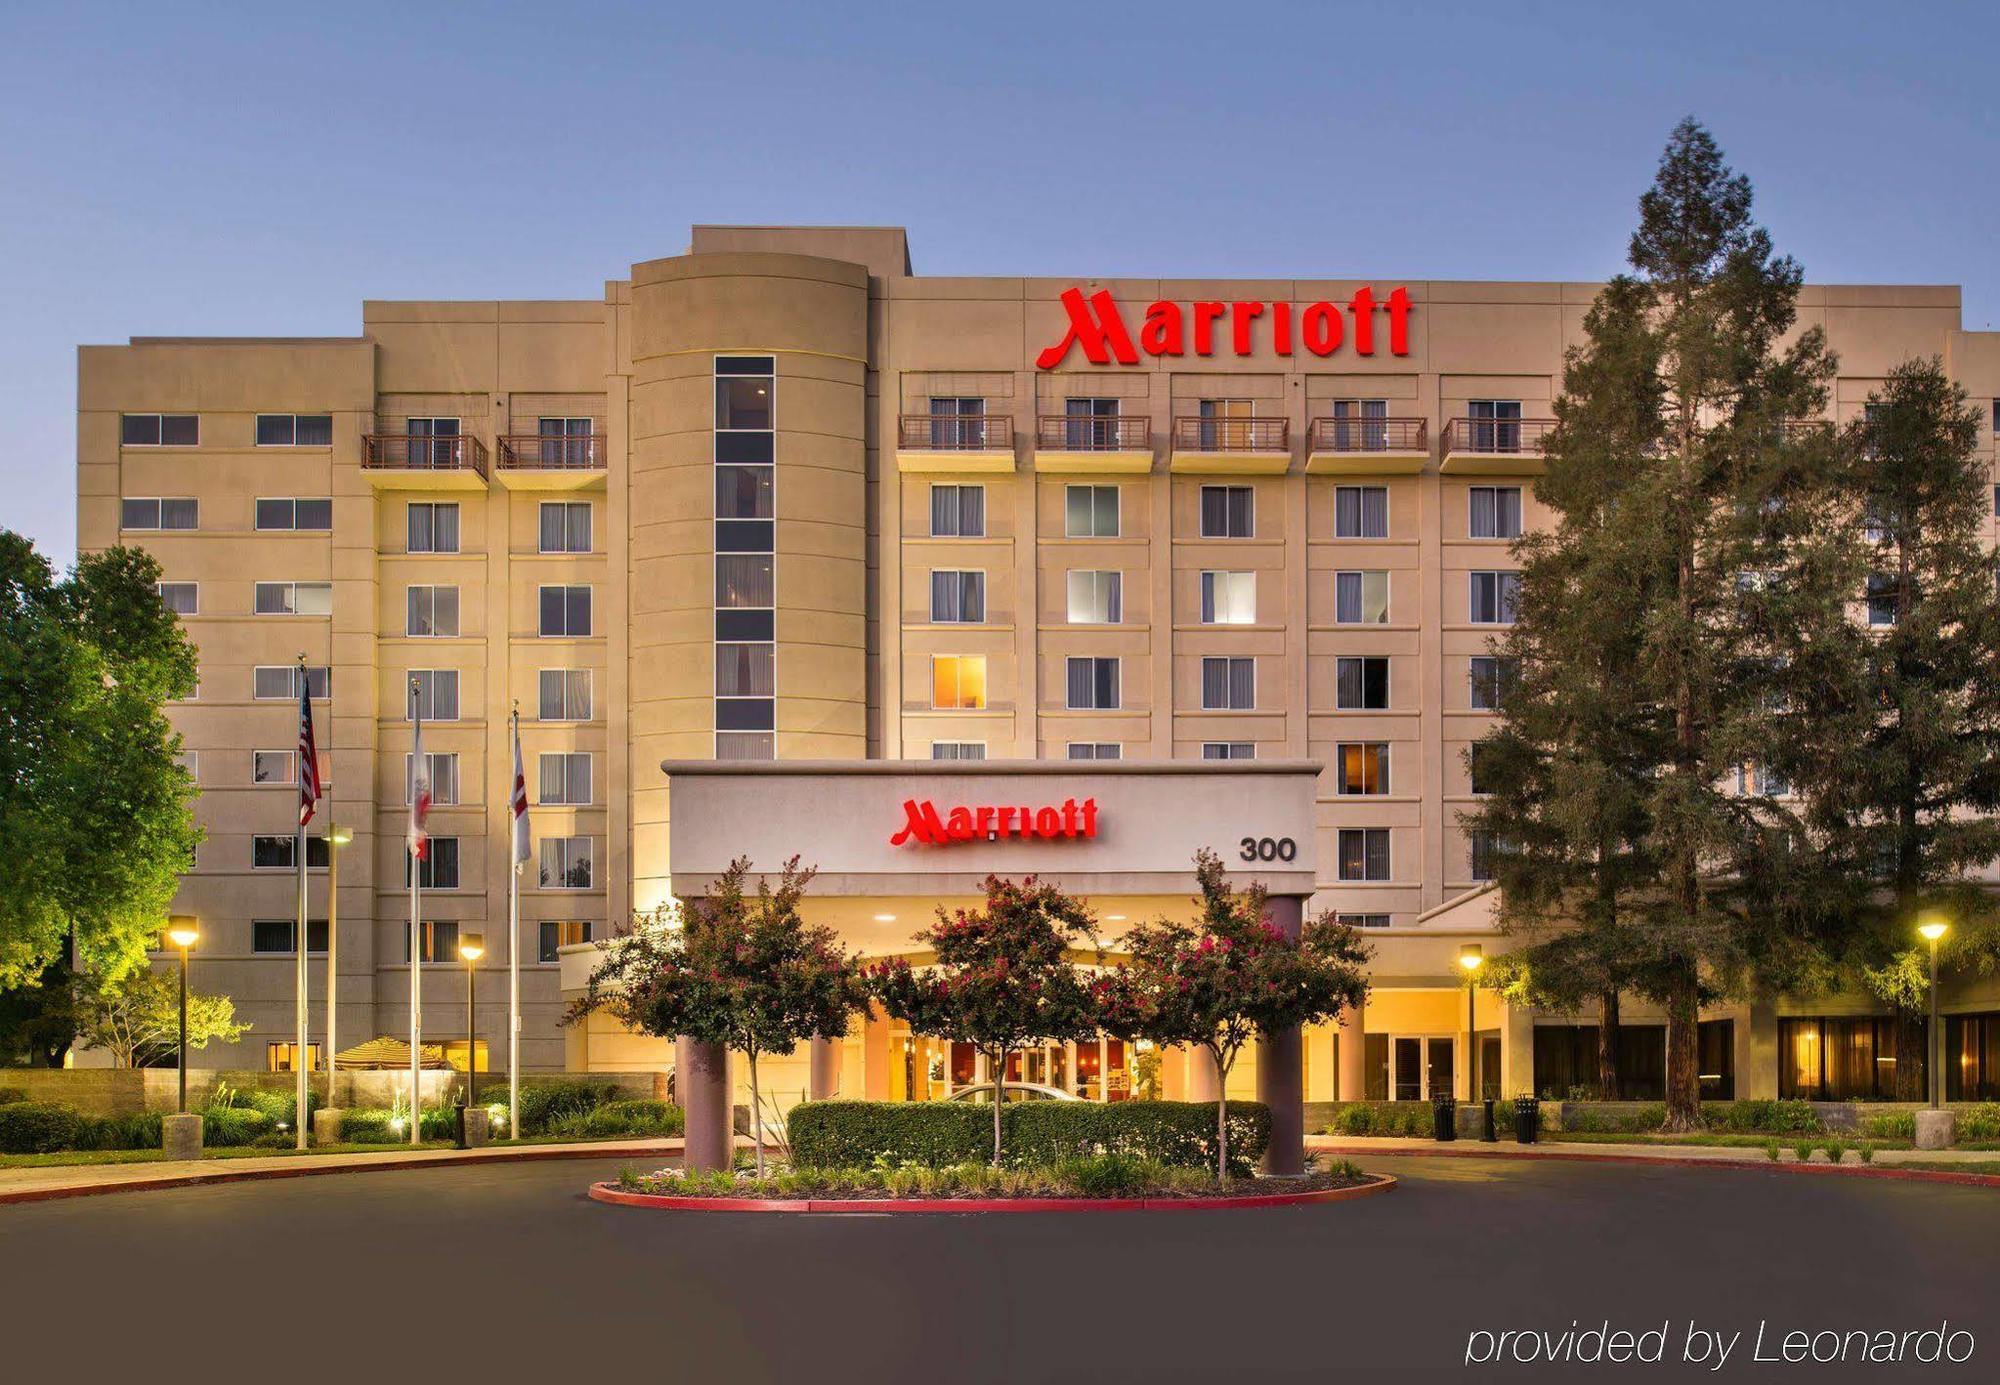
[510,710,530,867]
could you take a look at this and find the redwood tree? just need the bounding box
[868,875,1099,1166]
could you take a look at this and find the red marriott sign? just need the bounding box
[1035,286,1412,370]
[890,797,1100,847]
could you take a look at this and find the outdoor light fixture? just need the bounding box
[1918,916,1949,1108]
[166,916,199,1114]
[1459,945,1485,1120]
[457,933,484,1148]
[166,919,199,950]
[872,913,896,923]
[1919,919,1948,943]
[1459,944,1484,972]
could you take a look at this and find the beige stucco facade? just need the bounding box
[75,224,2000,1103]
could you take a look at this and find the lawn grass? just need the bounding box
[0,1130,680,1171]
[1552,1131,1916,1151]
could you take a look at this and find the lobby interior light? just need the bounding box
[873,913,896,923]
[458,933,485,963]
[166,917,200,950]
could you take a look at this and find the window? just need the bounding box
[253,750,294,785]
[714,556,771,609]
[1335,656,1389,710]
[1063,397,1122,450]
[403,418,460,468]
[1197,398,1256,450]
[929,484,985,538]
[1200,571,1255,625]
[930,570,986,623]
[1337,828,1391,881]
[1326,399,1389,451]
[539,669,592,721]
[927,397,988,449]
[1469,832,1499,882]
[256,414,333,447]
[539,502,592,554]
[406,585,460,637]
[121,414,198,446]
[539,837,595,890]
[255,581,332,616]
[539,752,592,805]
[1067,570,1122,624]
[1469,656,1517,711]
[405,752,460,806]
[157,582,197,615]
[1067,742,1120,761]
[932,656,987,710]
[1469,571,1521,624]
[1335,571,1389,624]
[253,835,329,869]
[536,417,596,467]
[715,643,774,697]
[1337,913,1392,929]
[1738,763,1790,797]
[539,921,593,964]
[1065,485,1120,538]
[253,665,329,700]
[1467,400,1523,452]
[1469,743,1496,795]
[1066,656,1120,710]
[930,741,986,761]
[1469,486,1523,539]
[1337,743,1390,796]
[404,839,461,890]
[409,670,459,721]
[718,465,774,519]
[1199,485,1254,538]
[408,920,460,965]
[121,498,198,530]
[716,732,773,760]
[406,502,460,555]
[1200,657,1255,710]
[253,919,329,954]
[256,498,332,531]
[716,360,774,429]
[267,1042,323,1073]
[174,750,198,781]
[1333,486,1388,539]
[540,585,593,636]
[1202,742,1255,761]
[1866,573,1898,626]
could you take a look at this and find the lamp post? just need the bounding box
[166,917,199,1114]
[1918,917,1948,1109]
[1458,944,1484,1103]
[456,933,484,1148]
[323,825,351,1113]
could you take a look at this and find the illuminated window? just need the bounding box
[1199,571,1254,625]
[931,656,987,710]
[1337,743,1389,796]
[267,1041,323,1073]
[1335,571,1389,624]
[538,920,593,964]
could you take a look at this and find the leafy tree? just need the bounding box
[0,957,81,1068]
[71,968,247,1068]
[1801,359,2000,1093]
[869,875,1100,1166]
[569,857,861,1176]
[0,535,200,988]
[1097,851,1368,1179]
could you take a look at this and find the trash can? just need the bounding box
[1481,1098,1499,1142]
[1432,1093,1457,1142]
[1514,1096,1539,1144]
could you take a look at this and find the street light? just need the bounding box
[1918,916,1948,1110]
[1458,945,1490,1136]
[166,917,199,1115]
[456,932,484,1148]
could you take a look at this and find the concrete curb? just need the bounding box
[0,1141,688,1207]
[1311,1142,2000,1188]
[586,1174,1398,1214]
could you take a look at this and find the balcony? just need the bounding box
[1439,417,1557,475]
[895,413,1017,474]
[1033,415,1153,474]
[1306,417,1429,475]
[1168,416,1290,475]
[361,435,489,489]
[496,433,608,490]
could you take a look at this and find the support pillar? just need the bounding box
[1337,995,1367,1102]
[1500,996,1535,1101]
[862,1003,891,1100]
[808,1035,841,1101]
[1185,1045,1221,1103]
[1257,895,1306,1176]
[681,1040,732,1173]
[1742,999,1779,1100]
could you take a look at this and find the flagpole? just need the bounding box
[294,656,309,1152]
[509,703,522,1139]
[409,675,423,1147]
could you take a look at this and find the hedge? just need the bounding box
[202,1106,274,1146]
[0,1101,83,1154]
[787,1100,1271,1175]
[1323,1102,1438,1138]
[0,1087,27,1106]
[547,1099,683,1139]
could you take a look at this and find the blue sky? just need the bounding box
[3,0,1995,565]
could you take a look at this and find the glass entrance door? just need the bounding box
[1390,1035,1456,1101]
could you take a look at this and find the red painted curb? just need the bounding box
[0,1142,682,1207]
[586,1174,1398,1214]
[1310,1142,2000,1188]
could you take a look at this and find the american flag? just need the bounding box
[408,680,432,862]
[296,667,322,826]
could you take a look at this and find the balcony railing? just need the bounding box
[1440,417,1557,455]
[1307,416,1429,453]
[362,434,488,477]
[1036,415,1152,452]
[897,414,1014,451]
[498,434,607,470]
[1172,417,1289,453]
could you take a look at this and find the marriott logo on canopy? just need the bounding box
[890,797,1100,847]
[1034,286,1413,370]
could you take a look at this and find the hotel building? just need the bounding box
[77,225,2000,1136]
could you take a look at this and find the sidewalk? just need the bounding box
[1307,1133,2000,1169]
[0,1136,699,1205]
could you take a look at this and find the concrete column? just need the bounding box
[1742,1000,1779,1100]
[1161,1046,1187,1101]
[1257,895,1306,1176]
[1185,1045,1221,1103]
[863,1004,892,1100]
[1500,997,1535,1100]
[1337,996,1367,1101]
[808,1035,841,1101]
[680,1040,731,1173]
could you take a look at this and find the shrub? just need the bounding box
[1862,1111,1916,1141]
[202,1106,274,1146]
[0,1087,28,1105]
[1712,1100,1820,1134]
[547,1099,684,1140]
[512,1080,619,1135]
[231,1087,320,1128]
[251,1131,295,1149]
[1824,1137,1846,1163]
[1057,1153,1153,1197]
[0,1101,82,1153]
[1792,1137,1815,1162]
[1957,1104,2000,1141]
[339,1111,396,1144]
[1858,1141,1874,1164]
[1325,1103,1434,1138]
[76,1111,163,1151]
[788,1100,1270,1175]
[1765,1139,1781,1162]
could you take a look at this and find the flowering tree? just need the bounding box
[568,856,862,1176]
[1098,850,1370,1179]
[869,875,1100,1166]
